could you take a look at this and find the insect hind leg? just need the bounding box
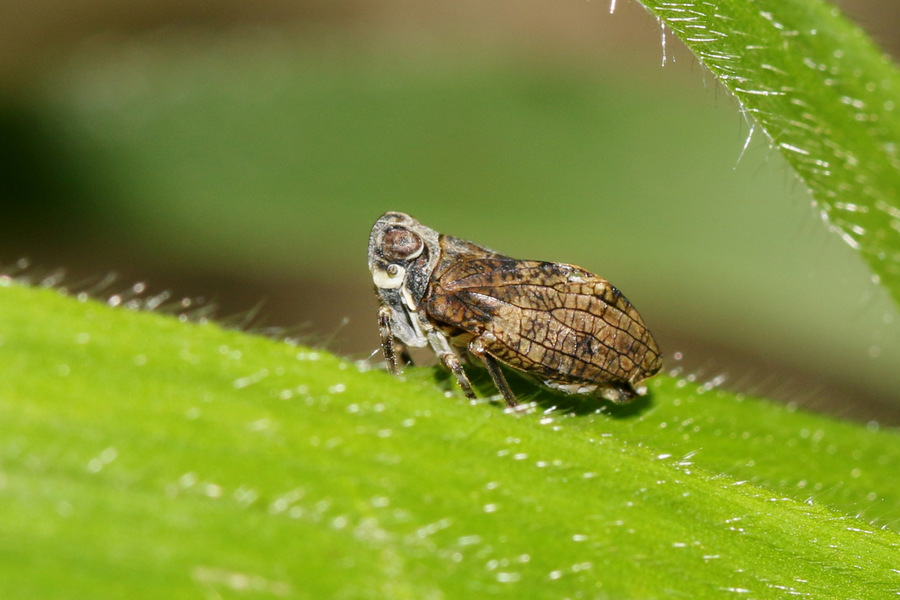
[480,354,519,408]
[469,336,519,407]
[599,381,640,404]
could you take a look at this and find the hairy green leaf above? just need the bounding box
[639,0,900,306]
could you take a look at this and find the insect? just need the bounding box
[368,212,662,407]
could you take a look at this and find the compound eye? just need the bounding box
[382,227,424,261]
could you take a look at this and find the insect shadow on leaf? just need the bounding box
[431,360,655,418]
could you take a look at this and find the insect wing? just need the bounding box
[427,258,662,386]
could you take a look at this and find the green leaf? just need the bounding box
[2,281,900,598]
[640,0,900,305]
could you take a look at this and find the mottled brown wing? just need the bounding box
[426,258,662,386]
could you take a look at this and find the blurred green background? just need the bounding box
[1,0,899,422]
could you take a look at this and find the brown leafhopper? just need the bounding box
[368,212,662,407]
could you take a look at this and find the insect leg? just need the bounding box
[599,382,638,404]
[440,353,477,400]
[398,347,413,368]
[469,336,519,407]
[378,305,401,374]
[427,330,477,400]
[481,354,519,407]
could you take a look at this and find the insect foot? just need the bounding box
[368,211,662,408]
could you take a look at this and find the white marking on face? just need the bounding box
[372,265,405,289]
[401,286,418,311]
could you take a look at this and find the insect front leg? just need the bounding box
[378,304,408,374]
[469,335,519,407]
[426,330,477,401]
